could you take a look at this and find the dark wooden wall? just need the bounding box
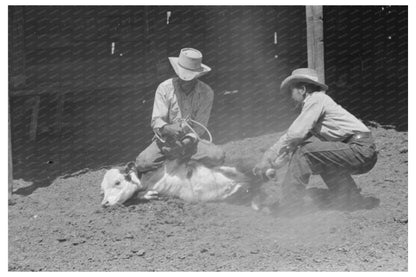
[9,6,408,185]
[9,6,306,183]
[324,6,408,130]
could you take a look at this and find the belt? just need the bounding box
[343,131,372,143]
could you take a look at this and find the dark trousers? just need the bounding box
[281,134,378,205]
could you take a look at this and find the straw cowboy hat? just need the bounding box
[280,68,328,94]
[168,48,211,81]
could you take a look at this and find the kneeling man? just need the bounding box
[136,48,225,172]
[254,68,378,210]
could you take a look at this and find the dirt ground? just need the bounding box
[8,126,408,271]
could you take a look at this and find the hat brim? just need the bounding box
[280,75,328,94]
[168,57,211,81]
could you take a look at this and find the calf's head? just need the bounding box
[100,167,143,207]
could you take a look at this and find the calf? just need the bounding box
[100,159,264,209]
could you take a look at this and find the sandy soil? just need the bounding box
[8,126,408,271]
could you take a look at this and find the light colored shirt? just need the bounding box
[151,77,214,136]
[270,91,370,154]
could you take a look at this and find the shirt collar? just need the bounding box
[303,91,325,104]
[174,77,198,97]
[303,93,312,104]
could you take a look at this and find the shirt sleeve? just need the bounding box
[193,87,214,136]
[270,95,324,154]
[151,84,169,131]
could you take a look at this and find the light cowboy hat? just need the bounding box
[168,48,211,81]
[280,68,328,94]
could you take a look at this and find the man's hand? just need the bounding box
[160,123,183,138]
[160,133,198,160]
[253,160,271,179]
[273,151,290,169]
[253,149,278,178]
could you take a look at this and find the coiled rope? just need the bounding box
[154,116,213,144]
[182,118,213,143]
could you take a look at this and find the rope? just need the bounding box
[154,117,213,144]
[183,118,213,143]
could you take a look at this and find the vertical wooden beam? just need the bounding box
[9,104,13,201]
[29,96,40,141]
[306,6,325,83]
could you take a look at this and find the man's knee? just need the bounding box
[134,141,166,172]
[290,146,307,165]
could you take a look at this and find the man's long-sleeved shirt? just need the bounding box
[270,91,370,154]
[151,77,214,136]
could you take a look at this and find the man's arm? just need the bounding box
[270,97,324,154]
[151,84,169,134]
[254,97,324,177]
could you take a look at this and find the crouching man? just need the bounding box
[254,68,378,211]
[136,48,225,172]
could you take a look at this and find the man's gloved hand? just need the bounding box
[180,133,198,148]
[160,133,198,160]
[253,149,279,178]
[160,123,183,138]
[273,151,290,169]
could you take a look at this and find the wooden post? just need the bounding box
[9,103,13,202]
[29,96,40,141]
[306,6,325,83]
